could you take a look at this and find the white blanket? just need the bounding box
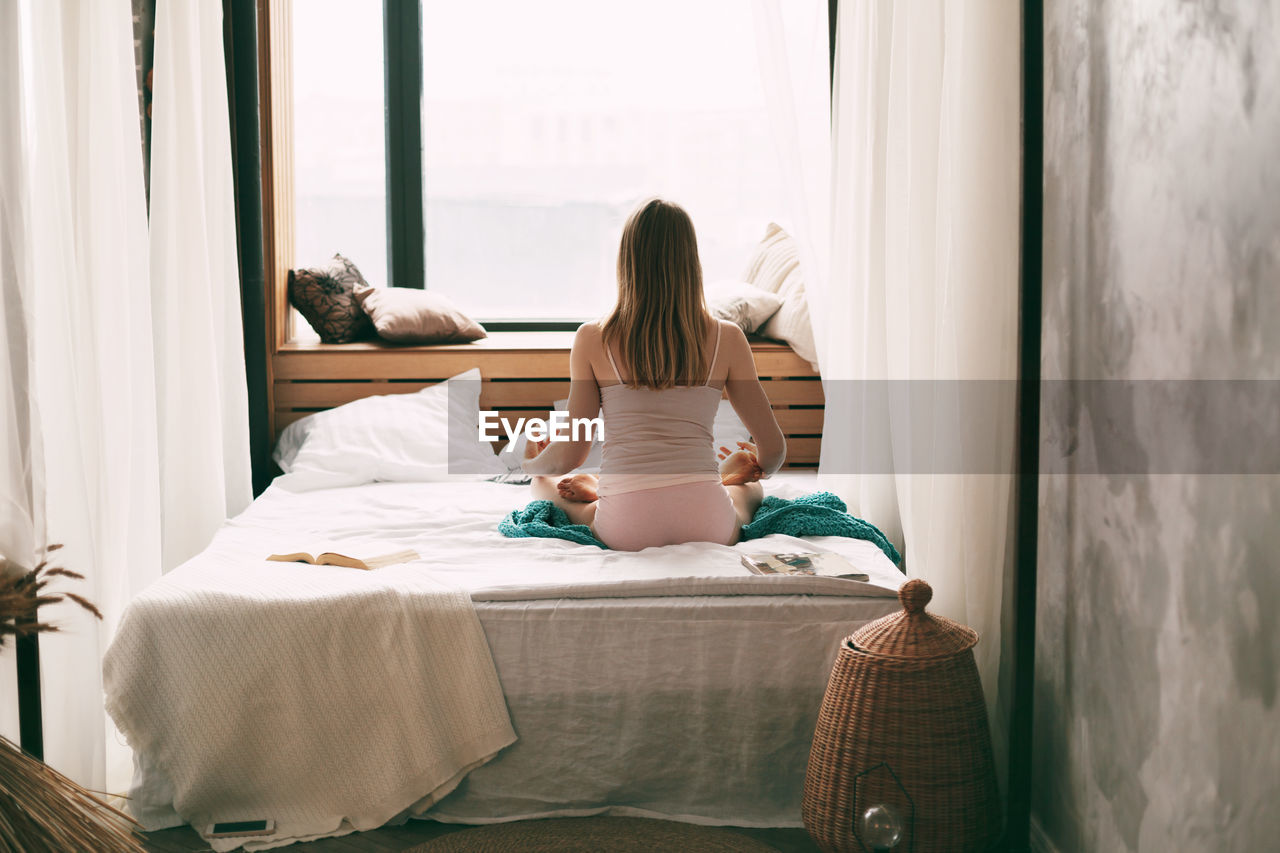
[105,475,903,845]
[208,476,905,599]
[103,543,516,851]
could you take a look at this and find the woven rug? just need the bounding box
[407,816,780,852]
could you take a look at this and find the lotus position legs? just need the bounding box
[526,439,598,527]
[526,437,764,538]
[557,473,599,502]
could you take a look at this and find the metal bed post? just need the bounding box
[16,610,43,760]
[1004,1,1045,850]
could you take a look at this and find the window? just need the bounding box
[290,0,795,327]
[292,1,388,288]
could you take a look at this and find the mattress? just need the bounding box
[121,473,905,830]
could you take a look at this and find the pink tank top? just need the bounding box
[597,323,724,497]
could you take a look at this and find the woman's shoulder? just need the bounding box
[712,318,754,375]
[572,320,607,358]
[574,319,603,342]
[713,317,749,348]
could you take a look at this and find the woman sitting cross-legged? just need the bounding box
[521,198,786,551]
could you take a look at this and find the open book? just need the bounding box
[267,545,420,571]
[741,551,869,582]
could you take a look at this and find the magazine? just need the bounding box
[740,551,869,581]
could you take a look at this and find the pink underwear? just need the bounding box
[592,479,738,552]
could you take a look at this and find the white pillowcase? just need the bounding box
[705,280,783,333]
[741,223,818,369]
[272,368,507,491]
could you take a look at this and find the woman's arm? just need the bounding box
[721,324,786,477]
[521,324,601,477]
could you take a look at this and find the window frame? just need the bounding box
[384,0,424,292]
[265,1,841,338]
[382,0,587,330]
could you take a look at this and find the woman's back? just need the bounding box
[519,197,784,551]
[596,321,724,497]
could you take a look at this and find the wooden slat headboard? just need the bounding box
[271,332,823,468]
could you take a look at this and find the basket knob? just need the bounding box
[898,579,933,614]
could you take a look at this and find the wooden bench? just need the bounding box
[271,332,824,468]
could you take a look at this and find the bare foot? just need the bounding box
[557,473,599,502]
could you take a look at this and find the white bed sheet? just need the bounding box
[123,474,906,831]
[219,475,903,599]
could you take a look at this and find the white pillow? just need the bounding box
[705,280,783,333]
[741,223,818,369]
[272,368,507,491]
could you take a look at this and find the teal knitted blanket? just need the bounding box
[498,501,606,548]
[499,491,902,565]
[740,492,901,564]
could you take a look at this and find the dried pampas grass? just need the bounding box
[0,737,144,852]
[0,545,103,649]
[0,545,144,851]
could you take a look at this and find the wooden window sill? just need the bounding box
[277,331,805,354]
[274,333,817,379]
[278,331,580,353]
[271,332,823,466]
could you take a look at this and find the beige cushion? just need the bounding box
[353,285,486,344]
[741,223,817,368]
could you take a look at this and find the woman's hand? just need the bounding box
[520,437,550,472]
[718,440,764,486]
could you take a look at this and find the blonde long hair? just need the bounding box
[601,199,713,390]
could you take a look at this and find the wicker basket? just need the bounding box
[802,579,1000,852]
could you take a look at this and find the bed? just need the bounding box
[104,369,903,851]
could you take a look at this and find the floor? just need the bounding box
[144,820,822,852]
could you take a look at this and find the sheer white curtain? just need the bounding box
[0,0,36,746]
[3,0,161,791]
[868,0,1021,771]
[0,0,250,794]
[150,0,253,569]
[755,0,1021,769]
[750,0,831,358]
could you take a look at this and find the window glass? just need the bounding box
[292,0,387,289]
[421,0,790,321]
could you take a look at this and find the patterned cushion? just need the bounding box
[288,254,376,343]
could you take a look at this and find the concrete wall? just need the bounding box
[1034,1,1279,851]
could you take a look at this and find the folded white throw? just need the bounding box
[103,549,515,851]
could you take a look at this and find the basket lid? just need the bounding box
[851,579,978,660]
